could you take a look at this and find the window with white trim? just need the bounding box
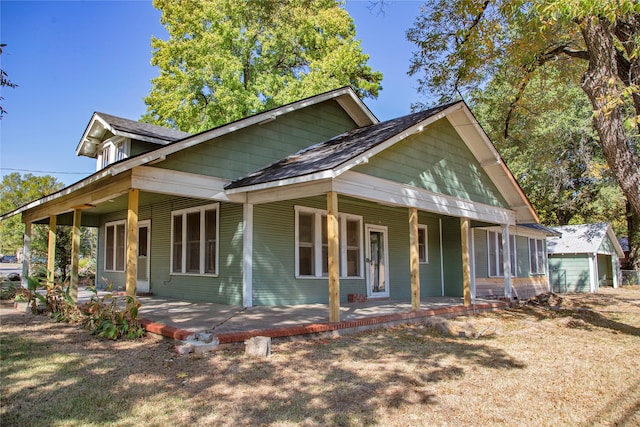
[343,215,361,276]
[418,225,428,263]
[529,238,546,275]
[171,203,219,275]
[98,139,130,170]
[295,206,362,278]
[105,220,126,272]
[488,231,516,277]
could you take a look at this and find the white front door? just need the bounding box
[366,224,389,298]
[137,221,150,293]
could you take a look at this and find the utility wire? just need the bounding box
[0,167,92,175]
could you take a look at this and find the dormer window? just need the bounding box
[97,137,129,170]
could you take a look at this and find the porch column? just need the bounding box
[242,203,253,307]
[460,217,472,306]
[589,253,598,293]
[70,209,82,302]
[21,221,32,289]
[46,215,57,287]
[327,191,340,323]
[502,225,512,299]
[409,207,420,311]
[612,256,619,288]
[125,189,139,307]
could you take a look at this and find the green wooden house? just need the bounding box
[547,223,624,293]
[1,87,553,320]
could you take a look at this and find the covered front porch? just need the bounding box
[110,290,509,343]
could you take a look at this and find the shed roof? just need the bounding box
[547,223,624,257]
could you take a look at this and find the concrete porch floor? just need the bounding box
[127,293,509,343]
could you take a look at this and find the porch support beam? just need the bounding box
[502,224,512,299]
[47,215,57,287]
[327,191,340,323]
[125,189,139,307]
[460,217,472,306]
[70,209,82,302]
[242,203,253,307]
[21,221,32,289]
[409,207,420,311]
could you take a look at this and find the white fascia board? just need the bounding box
[0,168,117,221]
[225,170,336,195]
[336,171,516,224]
[335,90,379,126]
[246,179,334,205]
[446,107,539,224]
[130,166,244,203]
[76,114,112,157]
[604,226,625,258]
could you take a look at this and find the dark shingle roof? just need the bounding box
[96,112,191,143]
[226,102,458,190]
[519,223,562,236]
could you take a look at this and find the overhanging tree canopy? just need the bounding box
[407,0,640,268]
[143,0,383,133]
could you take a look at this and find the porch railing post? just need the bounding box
[460,217,472,306]
[47,215,57,287]
[21,221,32,289]
[409,207,420,311]
[70,209,82,302]
[327,191,340,323]
[126,189,139,308]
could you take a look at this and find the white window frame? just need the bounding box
[98,137,130,170]
[170,203,219,276]
[487,231,516,277]
[294,206,363,279]
[529,238,546,275]
[340,213,364,278]
[104,220,126,272]
[418,225,429,264]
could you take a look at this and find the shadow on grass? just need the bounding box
[509,304,640,337]
[1,310,526,427]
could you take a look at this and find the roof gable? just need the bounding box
[547,223,624,257]
[226,103,456,190]
[226,101,539,224]
[76,112,191,157]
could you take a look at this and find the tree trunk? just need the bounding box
[580,17,640,270]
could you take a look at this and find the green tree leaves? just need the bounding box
[143,0,382,133]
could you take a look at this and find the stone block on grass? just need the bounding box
[245,336,271,357]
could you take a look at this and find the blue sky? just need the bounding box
[1,0,425,186]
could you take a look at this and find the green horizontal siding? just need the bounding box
[418,212,443,297]
[549,254,591,293]
[252,195,456,305]
[156,100,357,180]
[598,235,618,255]
[96,197,243,304]
[354,118,508,208]
[441,217,463,297]
[474,229,489,278]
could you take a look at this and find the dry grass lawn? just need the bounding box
[1,287,639,426]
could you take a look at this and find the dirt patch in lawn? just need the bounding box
[2,287,640,426]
